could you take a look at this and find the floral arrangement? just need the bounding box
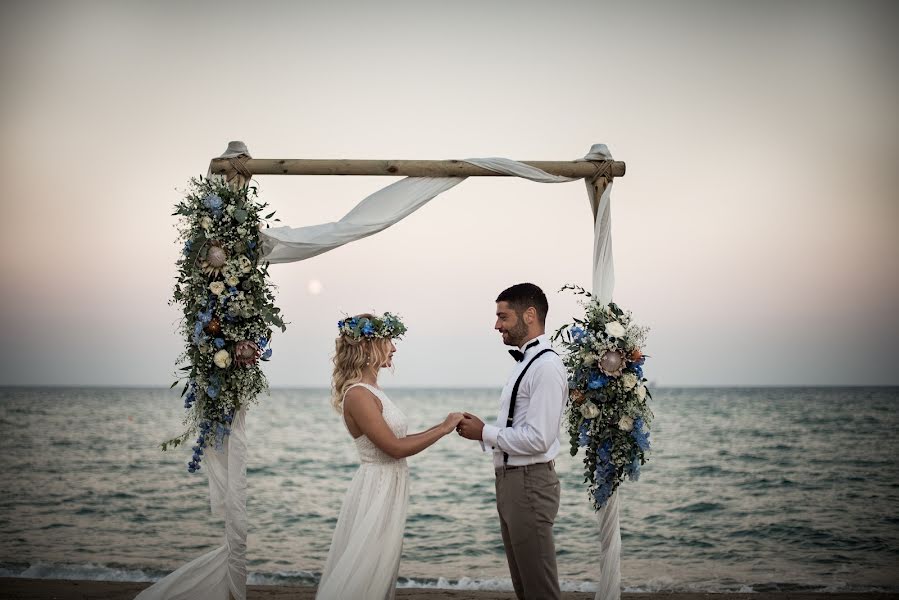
[337,313,407,340]
[552,285,652,510]
[166,175,286,473]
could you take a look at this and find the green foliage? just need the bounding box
[556,285,653,510]
[166,176,287,457]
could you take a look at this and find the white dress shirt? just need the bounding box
[481,334,568,468]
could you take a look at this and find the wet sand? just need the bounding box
[0,579,897,600]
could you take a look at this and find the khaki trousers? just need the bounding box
[494,461,561,600]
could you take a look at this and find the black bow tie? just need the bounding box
[508,339,540,362]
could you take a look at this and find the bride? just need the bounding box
[316,312,463,600]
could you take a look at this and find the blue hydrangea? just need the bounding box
[206,385,219,399]
[593,480,614,507]
[203,194,223,210]
[588,372,609,389]
[631,418,651,451]
[214,338,225,349]
[626,455,641,481]
[570,325,587,342]
[578,422,591,447]
[192,322,206,346]
[362,322,375,337]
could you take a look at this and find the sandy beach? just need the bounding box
[0,580,897,600]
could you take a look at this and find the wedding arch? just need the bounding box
[140,141,627,600]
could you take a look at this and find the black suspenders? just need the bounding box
[503,348,557,465]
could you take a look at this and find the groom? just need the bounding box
[457,282,568,600]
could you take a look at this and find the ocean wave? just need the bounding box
[0,562,895,593]
[0,561,163,582]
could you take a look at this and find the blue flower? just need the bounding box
[593,481,614,507]
[570,326,587,342]
[261,348,272,361]
[632,364,644,379]
[257,337,268,348]
[626,456,641,481]
[192,322,206,346]
[182,240,192,256]
[337,320,345,329]
[361,322,375,337]
[578,422,591,447]
[597,440,613,466]
[203,194,223,210]
[631,418,651,451]
[214,338,225,349]
[588,372,608,390]
[206,385,219,399]
[198,309,213,325]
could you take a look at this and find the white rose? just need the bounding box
[605,321,626,338]
[213,349,232,368]
[580,402,600,419]
[200,216,213,230]
[618,415,634,431]
[209,281,226,296]
[226,275,240,287]
[636,385,647,401]
[621,372,638,391]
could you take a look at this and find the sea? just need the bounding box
[0,386,897,593]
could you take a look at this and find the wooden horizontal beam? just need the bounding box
[208,158,626,179]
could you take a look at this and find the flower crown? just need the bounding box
[337,312,407,341]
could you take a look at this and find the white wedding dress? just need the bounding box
[316,383,410,600]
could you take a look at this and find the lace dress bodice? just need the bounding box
[344,383,408,466]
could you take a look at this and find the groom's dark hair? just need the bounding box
[496,283,548,324]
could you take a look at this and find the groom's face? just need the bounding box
[495,301,529,347]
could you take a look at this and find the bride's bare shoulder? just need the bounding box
[344,385,384,414]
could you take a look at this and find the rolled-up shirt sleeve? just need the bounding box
[484,361,566,456]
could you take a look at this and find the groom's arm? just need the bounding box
[480,362,566,456]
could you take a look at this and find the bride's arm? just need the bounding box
[404,424,442,439]
[344,387,462,459]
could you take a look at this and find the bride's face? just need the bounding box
[382,340,397,368]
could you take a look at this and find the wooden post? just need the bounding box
[209,157,625,180]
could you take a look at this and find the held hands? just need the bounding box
[442,412,465,435]
[455,412,485,441]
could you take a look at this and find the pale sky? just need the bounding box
[1,0,897,387]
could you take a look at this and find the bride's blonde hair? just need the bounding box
[331,314,394,413]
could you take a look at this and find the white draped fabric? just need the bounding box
[145,143,620,599]
[583,144,621,600]
[259,158,574,263]
[136,409,248,600]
